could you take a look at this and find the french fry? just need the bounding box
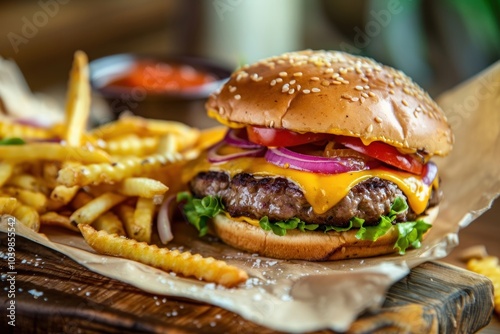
[467,256,500,315]
[12,204,40,232]
[0,120,54,140]
[116,177,168,198]
[63,50,90,147]
[40,211,79,232]
[2,187,47,213]
[132,197,155,243]
[50,184,80,205]
[0,162,14,187]
[79,224,248,287]
[0,143,110,164]
[156,133,177,154]
[93,211,126,236]
[70,190,93,209]
[57,151,185,187]
[114,204,135,236]
[5,174,40,192]
[71,191,126,235]
[0,197,18,215]
[90,115,199,143]
[100,134,159,156]
[69,192,126,225]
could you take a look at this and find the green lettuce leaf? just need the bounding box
[178,193,430,254]
[259,216,318,236]
[176,191,224,237]
[394,220,432,254]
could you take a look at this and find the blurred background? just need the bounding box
[1,0,499,95]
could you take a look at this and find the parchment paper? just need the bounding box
[1,61,499,333]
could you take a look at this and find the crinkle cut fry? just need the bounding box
[78,224,248,288]
[57,152,187,187]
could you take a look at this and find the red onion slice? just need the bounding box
[265,147,375,174]
[207,140,266,163]
[157,195,176,244]
[223,129,263,149]
[421,161,438,186]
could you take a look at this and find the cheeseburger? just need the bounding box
[179,50,453,261]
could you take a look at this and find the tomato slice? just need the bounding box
[247,126,332,147]
[335,136,424,174]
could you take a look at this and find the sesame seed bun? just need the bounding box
[210,206,439,261]
[207,50,453,156]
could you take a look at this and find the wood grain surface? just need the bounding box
[0,231,494,334]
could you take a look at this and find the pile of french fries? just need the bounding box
[0,51,246,287]
[467,256,500,316]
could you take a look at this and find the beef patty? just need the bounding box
[189,171,441,227]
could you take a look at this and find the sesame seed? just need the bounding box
[403,87,411,94]
[325,68,334,74]
[234,94,241,100]
[310,77,320,81]
[360,97,366,103]
[311,88,321,93]
[366,124,373,133]
[414,111,419,118]
[332,80,341,85]
[389,82,395,88]
[364,85,370,90]
[375,116,383,123]
[368,91,376,97]
[332,73,340,78]
[293,72,303,77]
[279,72,288,77]
[303,89,311,94]
[270,80,277,86]
[229,86,237,93]
[297,84,301,91]
[416,107,422,112]
[361,77,369,83]
[389,89,395,95]
[351,97,359,102]
[219,107,224,115]
[402,99,409,106]
[355,85,364,91]
[290,79,296,85]
[342,80,350,84]
[356,67,363,74]
[341,94,352,99]
[270,120,275,127]
[282,84,290,93]
[361,92,369,98]
[321,80,330,86]
[288,88,295,94]
[276,78,283,83]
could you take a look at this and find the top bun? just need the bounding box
[207,50,453,156]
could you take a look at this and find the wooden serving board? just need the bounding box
[0,233,494,334]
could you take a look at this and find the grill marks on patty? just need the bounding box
[189,171,440,227]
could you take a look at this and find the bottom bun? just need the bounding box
[210,206,439,261]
